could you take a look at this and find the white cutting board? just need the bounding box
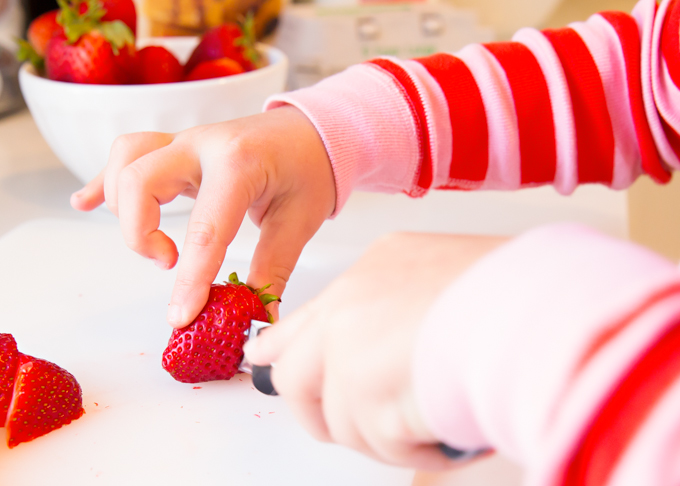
[0,218,414,486]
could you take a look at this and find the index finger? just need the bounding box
[166,161,256,328]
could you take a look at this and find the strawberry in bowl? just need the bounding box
[16,0,288,214]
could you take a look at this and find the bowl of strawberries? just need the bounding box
[17,0,288,213]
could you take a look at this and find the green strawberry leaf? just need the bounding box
[228,272,242,285]
[96,20,134,54]
[57,0,107,44]
[258,293,281,307]
[15,38,45,71]
[235,11,262,68]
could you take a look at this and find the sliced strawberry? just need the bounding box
[27,10,64,57]
[0,334,19,426]
[6,354,84,449]
[162,273,278,383]
[184,57,245,82]
[134,45,183,84]
[184,16,261,75]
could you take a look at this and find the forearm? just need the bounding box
[265,0,680,215]
[413,224,680,484]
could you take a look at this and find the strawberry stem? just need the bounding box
[56,0,134,53]
[235,11,262,68]
[227,272,280,308]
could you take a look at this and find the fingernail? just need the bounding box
[167,305,183,327]
[154,259,169,270]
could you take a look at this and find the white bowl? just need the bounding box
[19,37,288,213]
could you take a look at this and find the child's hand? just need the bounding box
[245,232,509,469]
[70,106,336,327]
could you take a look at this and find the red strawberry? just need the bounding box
[27,10,63,57]
[134,45,183,84]
[79,0,137,36]
[5,354,84,448]
[101,0,137,36]
[45,30,134,84]
[0,334,19,425]
[184,15,261,75]
[162,273,279,383]
[184,57,244,82]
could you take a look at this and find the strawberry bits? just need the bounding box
[0,334,84,449]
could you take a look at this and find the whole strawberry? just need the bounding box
[184,57,244,82]
[162,273,279,384]
[45,30,134,84]
[183,14,261,75]
[27,10,63,57]
[134,45,183,84]
[6,354,85,448]
[101,0,137,36]
[41,0,135,84]
[0,334,19,425]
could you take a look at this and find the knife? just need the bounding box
[238,319,278,396]
[238,320,490,461]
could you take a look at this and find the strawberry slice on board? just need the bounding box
[5,354,85,449]
[0,334,19,426]
[162,272,279,384]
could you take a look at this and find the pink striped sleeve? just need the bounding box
[412,223,680,485]
[265,0,680,212]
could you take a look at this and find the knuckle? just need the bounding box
[117,163,146,192]
[108,133,138,160]
[186,220,220,248]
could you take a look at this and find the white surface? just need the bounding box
[17,38,288,213]
[0,217,412,485]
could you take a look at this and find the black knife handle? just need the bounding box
[438,443,490,461]
[252,364,278,396]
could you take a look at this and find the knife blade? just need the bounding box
[238,319,278,396]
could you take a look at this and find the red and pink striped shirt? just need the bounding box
[266,0,680,483]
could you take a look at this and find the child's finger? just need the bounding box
[165,164,254,328]
[115,144,200,270]
[70,169,106,211]
[104,131,175,217]
[247,196,333,322]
